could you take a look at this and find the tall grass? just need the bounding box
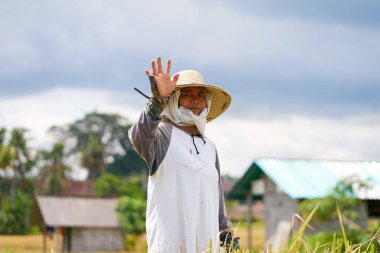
[224,204,379,253]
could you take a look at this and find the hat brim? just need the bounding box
[175,83,231,122]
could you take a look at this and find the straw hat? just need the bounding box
[173,70,231,122]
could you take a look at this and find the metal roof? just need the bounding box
[228,158,380,200]
[36,196,120,228]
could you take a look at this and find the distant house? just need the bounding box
[228,158,380,247]
[36,196,124,253]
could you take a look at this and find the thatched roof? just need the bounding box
[36,196,120,228]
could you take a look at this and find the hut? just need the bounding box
[36,196,124,252]
[228,158,380,249]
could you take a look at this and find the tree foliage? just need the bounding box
[0,128,35,234]
[94,173,146,199]
[94,173,121,197]
[0,128,34,193]
[117,196,146,235]
[37,142,71,195]
[80,135,105,179]
[50,112,147,179]
[0,190,32,234]
[0,112,150,234]
[119,175,146,200]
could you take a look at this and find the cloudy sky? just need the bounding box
[1,0,380,178]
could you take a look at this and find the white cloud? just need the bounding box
[0,87,141,149]
[2,88,379,179]
[207,113,380,177]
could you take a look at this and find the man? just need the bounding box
[129,57,239,252]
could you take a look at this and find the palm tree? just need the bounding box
[0,128,11,170]
[50,112,148,178]
[0,128,34,193]
[81,135,105,180]
[50,112,126,179]
[38,142,71,195]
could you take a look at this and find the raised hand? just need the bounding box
[145,56,179,98]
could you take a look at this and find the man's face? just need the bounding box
[178,87,208,116]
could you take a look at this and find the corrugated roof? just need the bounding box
[228,158,380,200]
[36,196,120,228]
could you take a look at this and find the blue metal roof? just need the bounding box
[255,158,380,199]
[228,158,380,200]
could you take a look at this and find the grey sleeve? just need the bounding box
[128,109,172,176]
[216,150,233,232]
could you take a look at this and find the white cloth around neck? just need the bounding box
[161,90,211,136]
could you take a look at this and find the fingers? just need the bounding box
[151,60,158,75]
[149,56,171,76]
[172,73,180,82]
[145,69,151,76]
[157,56,164,73]
[165,59,171,75]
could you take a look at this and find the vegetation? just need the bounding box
[117,196,147,250]
[0,190,32,234]
[0,112,147,235]
[1,112,379,253]
[117,196,146,234]
[298,176,379,250]
[50,112,147,179]
[1,211,379,252]
[36,142,71,195]
[299,175,372,224]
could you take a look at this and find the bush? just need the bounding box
[0,190,32,234]
[117,196,146,235]
[94,173,121,197]
[120,176,146,200]
[95,173,146,199]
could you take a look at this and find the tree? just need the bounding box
[94,173,121,197]
[0,189,32,234]
[0,128,34,194]
[0,128,10,168]
[50,112,147,179]
[0,128,36,235]
[80,135,105,179]
[37,142,71,195]
[94,173,146,199]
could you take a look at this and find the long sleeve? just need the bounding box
[215,151,233,232]
[128,76,173,176]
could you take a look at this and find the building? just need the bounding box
[228,158,380,249]
[36,196,124,253]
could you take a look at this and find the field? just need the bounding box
[0,235,42,253]
[0,222,264,253]
[0,234,147,253]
